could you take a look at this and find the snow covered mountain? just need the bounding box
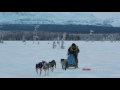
[103,16,120,27]
[0,12,120,27]
[0,12,104,26]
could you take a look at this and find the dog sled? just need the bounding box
[61,54,78,70]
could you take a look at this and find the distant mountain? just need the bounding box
[0,12,106,26]
[103,16,120,27]
[0,12,120,34]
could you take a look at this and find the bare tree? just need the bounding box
[89,30,94,41]
[61,32,66,49]
[33,25,39,44]
[53,40,56,49]
[61,38,64,49]
[0,30,4,43]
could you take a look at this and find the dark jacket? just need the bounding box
[68,45,79,55]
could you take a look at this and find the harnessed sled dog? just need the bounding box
[36,60,49,76]
[42,61,49,76]
[36,62,43,75]
[49,60,56,72]
[61,59,68,70]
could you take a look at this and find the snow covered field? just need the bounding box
[0,41,120,78]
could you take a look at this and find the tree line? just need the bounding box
[0,30,120,41]
[1,24,120,33]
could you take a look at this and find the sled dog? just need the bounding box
[49,60,56,72]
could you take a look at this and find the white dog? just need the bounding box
[42,61,49,76]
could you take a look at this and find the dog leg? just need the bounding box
[50,67,52,72]
[40,68,42,75]
[47,69,49,75]
[52,67,54,72]
[51,67,53,72]
[44,70,46,76]
[47,71,49,75]
[36,68,38,74]
[51,68,53,72]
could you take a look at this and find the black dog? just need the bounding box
[49,60,56,72]
[36,62,43,75]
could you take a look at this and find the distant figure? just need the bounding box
[67,43,80,66]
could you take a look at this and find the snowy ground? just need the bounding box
[0,41,120,78]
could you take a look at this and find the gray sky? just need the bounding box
[86,12,120,20]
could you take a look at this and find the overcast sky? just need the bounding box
[86,12,120,20]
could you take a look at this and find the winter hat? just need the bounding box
[72,43,76,46]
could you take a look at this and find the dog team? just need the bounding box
[36,60,56,76]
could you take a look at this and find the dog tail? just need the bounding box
[55,61,56,68]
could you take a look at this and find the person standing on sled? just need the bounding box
[67,43,80,67]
